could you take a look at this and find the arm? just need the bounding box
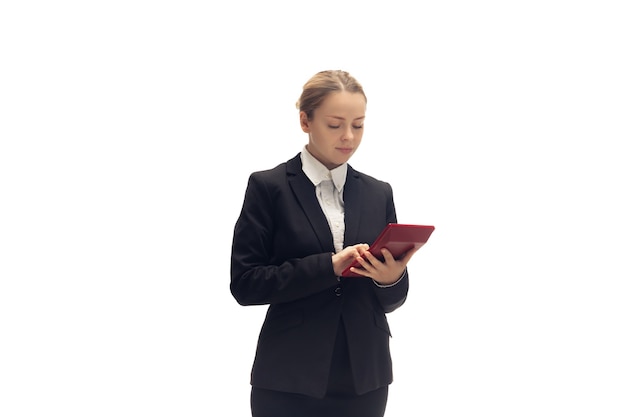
[349,247,412,313]
[230,173,339,306]
[349,181,411,312]
[373,268,409,313]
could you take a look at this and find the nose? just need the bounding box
[342,126,355,141]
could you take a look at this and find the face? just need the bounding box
[300,91,366,170]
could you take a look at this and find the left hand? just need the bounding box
[348,245,419,285]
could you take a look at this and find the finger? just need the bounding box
[355,244,370,256]
[349,266,370,277]
[380,248,395,263]
[361,251,383,269]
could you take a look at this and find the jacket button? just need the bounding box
[335,286,342,296]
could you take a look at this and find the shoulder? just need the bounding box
[249,162,286,181]
[247,154,301,187]
[348,165,393,193]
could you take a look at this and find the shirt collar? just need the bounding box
[300,146,347,192]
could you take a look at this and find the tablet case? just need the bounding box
[341,223,435,277]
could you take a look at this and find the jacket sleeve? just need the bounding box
[230,173,339,306]
[371,183,410,313]
[372,269,409,313]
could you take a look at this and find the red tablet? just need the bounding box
[341,223,435,277]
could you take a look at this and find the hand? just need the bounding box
[348,245,420,285]
[331,244,370,276]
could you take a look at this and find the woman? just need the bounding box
[230,70,419,417]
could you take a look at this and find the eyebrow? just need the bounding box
[325,115,366,121]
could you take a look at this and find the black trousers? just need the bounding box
[250,318,389,417]
[251,386,388,417]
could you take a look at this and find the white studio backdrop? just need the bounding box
[1,1,625,416]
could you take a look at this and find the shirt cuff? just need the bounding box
[372,268,407,288]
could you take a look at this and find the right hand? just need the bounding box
[331,243,370,276]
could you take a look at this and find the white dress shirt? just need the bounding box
[300,146,346,254]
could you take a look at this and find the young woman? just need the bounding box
[230,70,419,417]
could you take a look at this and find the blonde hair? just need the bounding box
[296,70,367,120]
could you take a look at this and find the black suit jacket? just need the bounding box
[230,154,409,398]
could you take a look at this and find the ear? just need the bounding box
[299,111,311,133]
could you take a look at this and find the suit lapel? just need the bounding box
[286,155,334,251]
[343,165,362,247]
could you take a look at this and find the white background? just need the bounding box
[1,1,625,416]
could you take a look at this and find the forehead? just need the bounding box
[318,91,366,117]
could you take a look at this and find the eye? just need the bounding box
[353,125,364,129]
[328,125,340,129]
